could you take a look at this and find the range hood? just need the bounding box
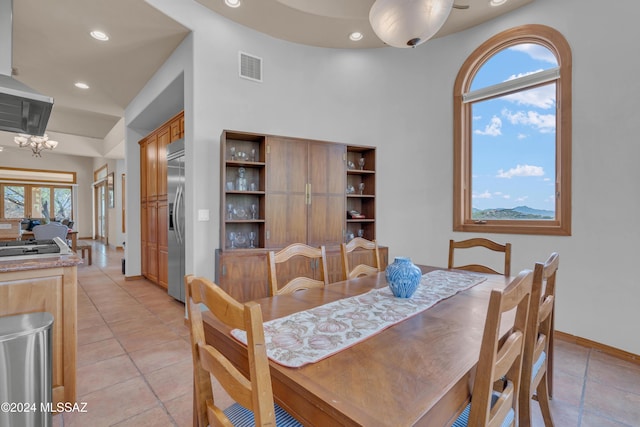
[0,0,53,136]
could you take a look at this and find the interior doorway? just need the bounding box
[93,165,108,244]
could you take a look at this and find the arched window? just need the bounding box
[453,25,572,236]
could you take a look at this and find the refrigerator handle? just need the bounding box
[174,184,183,245]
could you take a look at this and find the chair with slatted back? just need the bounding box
[184,275,302,427]
[519,252,559,427]
[268,243,328,296]
[451,269,533,427]
[448,238,512,276]
[340,237,381,280]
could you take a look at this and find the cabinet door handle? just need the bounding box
[222,265,227,276]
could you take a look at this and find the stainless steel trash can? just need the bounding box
[0,312,54,427]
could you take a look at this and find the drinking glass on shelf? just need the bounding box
[251,148,256,162]
[357,229,365,238]
[227,203,234,220]
[249,231,256,248]
[230,146,236,161]
[358,157,365,170]
[358,182,365,195]
[250,204,257,219]
[228,231,236,249]
[235,232,246,247]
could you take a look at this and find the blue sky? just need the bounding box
[470,44,558,212]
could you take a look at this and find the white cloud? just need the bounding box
[473,115,482,121]
[474,115,502,136]
[517,133,527,140]
[516,196,529,202]
[502,109,556,134]
[472,190,493,199]
[504,84,556,109]
[506,69,545,80]
[472,191,511,200]
[496,164,545,179]
[508,44,558,64]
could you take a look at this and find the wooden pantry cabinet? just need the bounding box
[216,130,386,302]
[139,111,183,288]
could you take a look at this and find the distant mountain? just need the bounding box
[472,205,554,220]
[512,206,555,217]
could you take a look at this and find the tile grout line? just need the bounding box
[575,348,591,427]
[74,252,184,427]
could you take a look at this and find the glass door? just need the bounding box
[94,181,108,243]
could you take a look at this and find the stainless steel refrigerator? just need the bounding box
[167,139,185,302]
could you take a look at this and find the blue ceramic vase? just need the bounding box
[385,257,421,298]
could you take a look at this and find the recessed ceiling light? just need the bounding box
[75,82,90,89]
[225,0,241,8]
[349,32,364,41]
[489,0,508,6]
[90,30,109,41]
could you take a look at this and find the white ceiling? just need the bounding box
[195,0,535,49]
[2,0,534,158]
[7,0,189,142]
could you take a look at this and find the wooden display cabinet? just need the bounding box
[218,130,380,302]
[346,146,376,241]
[220,131,266,251]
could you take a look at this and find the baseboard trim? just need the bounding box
[555,330,640,365]
[124,275,144,281]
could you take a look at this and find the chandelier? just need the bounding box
[14,133,59,157]
[369,0,454,48]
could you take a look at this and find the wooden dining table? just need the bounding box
[202,265,513,427]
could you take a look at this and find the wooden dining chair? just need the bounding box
[184,275,302,427]
[451,269,533,427]
[519,252,559,427]
[340,237,381,280]
[268,243,328,296]
[448,238,512,276]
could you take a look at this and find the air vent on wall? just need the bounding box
[239,52,262,82]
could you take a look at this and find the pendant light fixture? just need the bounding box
[14,133,58,157]
[369,0,454,48]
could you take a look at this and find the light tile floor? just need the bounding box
[54,242,640,426]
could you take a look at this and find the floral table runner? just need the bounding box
[231,270,487,368]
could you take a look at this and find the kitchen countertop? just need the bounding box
[0,253,83,273]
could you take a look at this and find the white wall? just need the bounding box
[138,0,640,354]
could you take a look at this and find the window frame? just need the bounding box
[0,167,76,221]
[453,24,572,236]
[1,183,75,221]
